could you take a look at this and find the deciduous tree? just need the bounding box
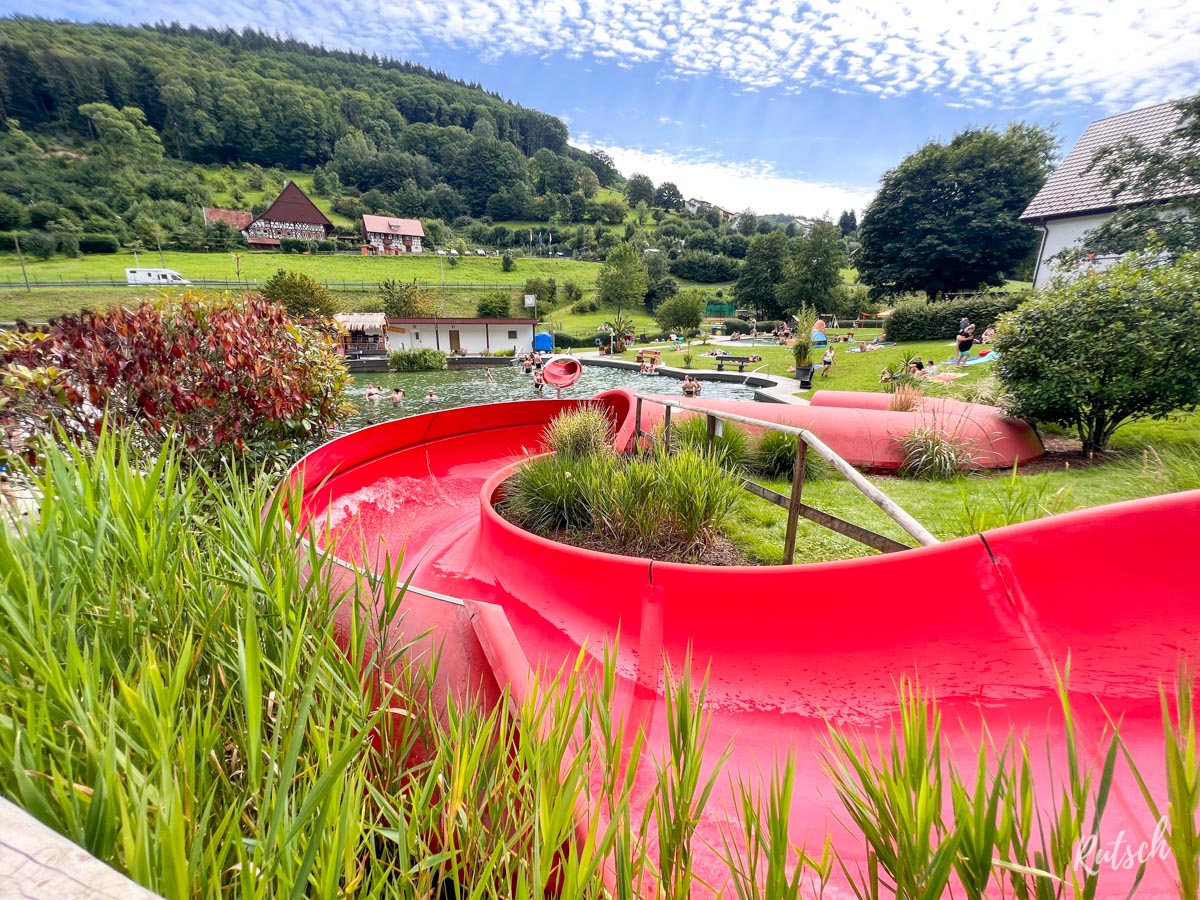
[596,242,649,314]
[995,251,1200,452]
[654,181,684,211]
[654,289,706,333]
[625,173,655,207]
[857,124,1057,299]
[733,230,787,319]
[776,220,847,315]
[261,269,341,318]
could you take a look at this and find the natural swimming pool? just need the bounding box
[347,362,762,427]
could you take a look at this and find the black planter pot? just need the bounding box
[795,364,814,389]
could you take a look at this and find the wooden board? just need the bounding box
[0,797,160,899]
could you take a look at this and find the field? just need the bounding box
[0,250,603,288]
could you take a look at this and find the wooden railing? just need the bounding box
[633,395,939,563]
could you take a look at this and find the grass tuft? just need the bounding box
[898,426,975,480]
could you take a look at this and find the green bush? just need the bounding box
[500,443,742,560]
[995,251,1200,452]
[668,251,741,283]
[79,233,120,253]
[389,348,447,371]
[672,416,753,472]
[752,431,834,481]
[475,293,512,318]
[886,294,1027,341]
[502,453,596,533]
[20,231,56,260]
[551,331,595,349]
[280,237,307,253]
[261,269,340,317]
[722,317,753,335]
[502,250,515,272]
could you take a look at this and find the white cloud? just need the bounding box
[28,0,1200,111]
[575,139,875,218]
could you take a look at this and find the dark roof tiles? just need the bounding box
[253,182,333,229]
[1021,101,1193,222]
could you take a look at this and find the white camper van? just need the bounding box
[125,268,191,286]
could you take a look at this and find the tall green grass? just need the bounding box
[500,413,743,560]
[0,434,416,898]
[4,429,1197,899]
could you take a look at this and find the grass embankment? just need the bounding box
[722,412,1200,564]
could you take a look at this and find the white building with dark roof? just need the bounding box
[1021,101,1196,289]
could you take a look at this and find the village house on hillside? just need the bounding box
[245,182,333,248]
[362,215,424,254]
[1021,101,1197,289]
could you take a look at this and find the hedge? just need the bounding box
[551,332,596,348]
[389,348,447,371]
[723,318,753,335]
[80,234,121,254]
[886,294,1030,342]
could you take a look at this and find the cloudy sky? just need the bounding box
[12,0,1200,217]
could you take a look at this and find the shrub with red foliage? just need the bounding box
[0,292,352,469]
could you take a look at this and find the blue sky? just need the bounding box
[10,0,1200,217]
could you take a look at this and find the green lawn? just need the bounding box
[0,251,603,289]
[605,332,991,398]
[727,429,1198,565]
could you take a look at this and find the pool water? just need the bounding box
[348,362,761,427]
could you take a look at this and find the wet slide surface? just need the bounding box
[293,390,1200,897]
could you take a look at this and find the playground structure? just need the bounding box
[290,389,1198,897]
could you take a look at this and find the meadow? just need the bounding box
[0,249,603,289]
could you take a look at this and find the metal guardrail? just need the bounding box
[633,394,939,562]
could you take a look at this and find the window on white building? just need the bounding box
[508,330,517,339]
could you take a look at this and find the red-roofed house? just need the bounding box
[363,215,424,254]
[202,207,254,231]
[246,182,333,248]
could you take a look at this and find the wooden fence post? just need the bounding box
[782,438,809,564]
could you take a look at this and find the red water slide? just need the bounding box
[292,390,1200,897]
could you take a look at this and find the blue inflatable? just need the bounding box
[533,332,554,352]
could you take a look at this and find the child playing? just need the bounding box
[820,346,835,377]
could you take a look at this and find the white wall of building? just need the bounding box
[1031,213,1113,289]
[386,322,535,355]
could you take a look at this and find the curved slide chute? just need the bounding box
[292,390,1198,897]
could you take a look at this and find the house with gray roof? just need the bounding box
[1021,100,1195,288]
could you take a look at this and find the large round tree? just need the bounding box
[994,251,1200,453]
[858,124,1057,299]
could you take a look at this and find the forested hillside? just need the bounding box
[0,18,626,242]
[0,19,571,166]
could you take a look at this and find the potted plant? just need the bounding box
[791,305,817,389]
